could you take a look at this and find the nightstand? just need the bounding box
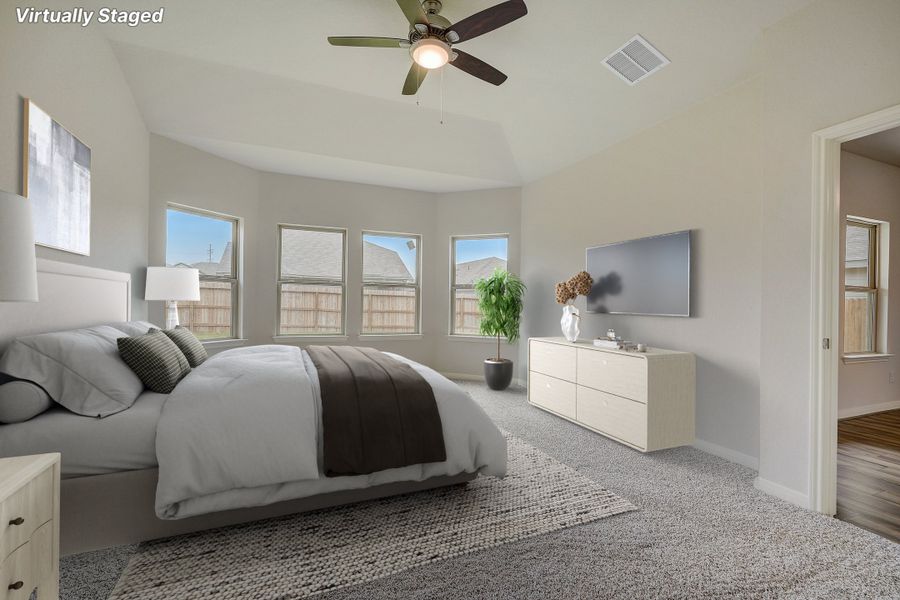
[0,454,60,600]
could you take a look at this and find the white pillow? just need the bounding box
[0,326,144,417]
[0,379,52,424]
[108,321,158,337]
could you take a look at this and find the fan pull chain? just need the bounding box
[440,66,444,125]
[416,68,421,107]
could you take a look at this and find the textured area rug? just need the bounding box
[108,435,634,600]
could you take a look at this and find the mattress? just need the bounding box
[0,391,165,478]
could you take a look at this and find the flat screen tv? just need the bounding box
[585,230,691,316]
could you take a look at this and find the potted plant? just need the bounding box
[474,269,526,391]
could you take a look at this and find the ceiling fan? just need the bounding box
[328,0,527,95]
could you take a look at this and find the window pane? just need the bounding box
[362,286,418,334]
[845,224,871,287]
[844,290,875,353]
[279,283,343,335]
[177,280,234,340]
[363,234,417,284]
[454,237,508,285]
[453,288,482,335]
[281,228,343,280]
[166,209,235,277]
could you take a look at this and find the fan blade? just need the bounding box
[396,0,429,26]
[402,62,428,95]
[328,36,409,48]
[447,0,527,43]
[450,50,508,86]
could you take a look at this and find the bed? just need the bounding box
[0,260,506,555]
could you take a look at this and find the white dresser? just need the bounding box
[528,337,695,451]
[0,454,60,600]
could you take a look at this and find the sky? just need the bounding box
[455,237,508,264]
[167,209,508,273]
[166,209,233,266]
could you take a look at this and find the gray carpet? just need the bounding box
[63,381,900,599]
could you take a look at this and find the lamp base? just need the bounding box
[165,301,180,330]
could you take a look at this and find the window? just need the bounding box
[278,225,347,336]
[844,218,887,355]
[451,235,509,335]
[165,206,240,341]
[362,232,421,335]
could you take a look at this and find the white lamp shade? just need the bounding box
[145,267,201,301]
[0,190,38,302]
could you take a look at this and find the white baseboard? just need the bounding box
[692,438,759,470]
[838,400,900,420]
[754,476,809,509]
[440,372,527,388]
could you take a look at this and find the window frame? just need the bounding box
[843,217,882,357]
[276,224,348,338]
[449,233,510,337]
[166,203,241,342]
[360,230,422,337]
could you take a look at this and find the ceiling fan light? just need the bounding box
[411,38,450,70]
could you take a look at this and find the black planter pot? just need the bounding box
[484,358,514,391]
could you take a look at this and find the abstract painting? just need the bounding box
[24,99,91,255]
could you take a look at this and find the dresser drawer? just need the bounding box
[530,340,576,382]
[0,468,53,561]
[577,386,647,449]
[576,349,647,402]
[0,541,33,600]
[529,371,576,419]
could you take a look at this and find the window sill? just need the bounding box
[202,338,248,349]
[842,353,894,364]
[447,335,515,344]
[273,335,349,343]
[358,334,423,341]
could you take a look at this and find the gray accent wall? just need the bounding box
[0,20,150,318]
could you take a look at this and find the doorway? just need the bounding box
[810,104,900,521]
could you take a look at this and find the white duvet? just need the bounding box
[155,345,507,519]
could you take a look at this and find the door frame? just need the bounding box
[809,103,900,515]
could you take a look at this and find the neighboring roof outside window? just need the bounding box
[455,256,507,285]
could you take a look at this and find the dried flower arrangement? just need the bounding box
[555,271,593,304]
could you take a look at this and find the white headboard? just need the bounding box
[0,259,132,351]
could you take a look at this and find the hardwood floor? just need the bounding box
[837,409,900,542]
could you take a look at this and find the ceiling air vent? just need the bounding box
[603,35,669,85]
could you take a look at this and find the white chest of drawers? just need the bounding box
[0,454,60,600]
[528,338,695,451]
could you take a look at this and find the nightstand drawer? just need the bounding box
[0,469,53,561]
[0,541,33,600]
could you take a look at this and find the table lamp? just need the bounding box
[145,267,200,329]
[0,190,39,302]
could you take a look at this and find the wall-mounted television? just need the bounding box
[585,230,691,317]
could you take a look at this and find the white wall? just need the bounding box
[757,0,900,502]
[520,79,764,466]
[838,151,900,418]
[0,20,149,317]
[149,136,522,376]
[149,135,260,331]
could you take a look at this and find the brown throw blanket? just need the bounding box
[306,346,447,477]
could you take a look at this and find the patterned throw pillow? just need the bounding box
[162,326,208,368]
[117,330,191,394]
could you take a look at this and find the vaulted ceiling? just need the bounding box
[98,0,813,191]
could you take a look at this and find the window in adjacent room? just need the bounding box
[277,225,347,336]
[361,231,421,335]
[451,234,509,335]
[165,205,240,341]
[844,217,889,355]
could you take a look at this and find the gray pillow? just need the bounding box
[108,321,158,337]
[0,376,52,424]
[0,325,145,418]
[117,330,191,394]
[160,326,208,368]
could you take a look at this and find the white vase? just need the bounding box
[560,304,580,342]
